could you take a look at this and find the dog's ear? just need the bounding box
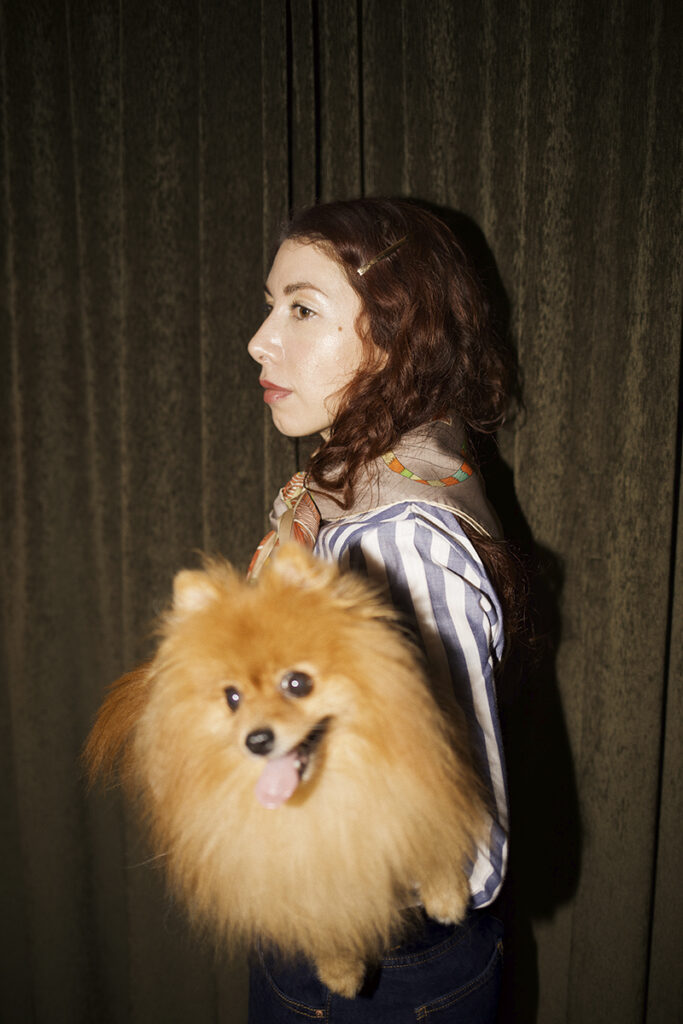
[172,569,221,614]
[264,543,336,593]
[266,544,399,625]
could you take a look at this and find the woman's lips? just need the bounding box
[260,379,292,404]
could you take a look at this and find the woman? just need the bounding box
[246,197,515,1022]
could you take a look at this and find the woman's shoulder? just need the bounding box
[318,498,463,533]
[320,498,464,529]
[317,500,486,576]
[316,500,504,654]
[310,420,501,540]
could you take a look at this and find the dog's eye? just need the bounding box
[224,686,241,712]
[280,671,313,698]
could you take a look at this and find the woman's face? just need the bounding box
[248,240,367,438]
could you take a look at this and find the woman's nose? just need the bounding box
[247,320,283,364]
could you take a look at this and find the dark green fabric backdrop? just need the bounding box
[1,1,681,1022]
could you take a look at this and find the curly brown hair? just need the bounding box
[280,197,527,642]
[281,197,515,509]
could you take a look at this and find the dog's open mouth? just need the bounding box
[255,717,331,809]
[293,717,330,779]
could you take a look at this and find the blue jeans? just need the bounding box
[248,910,503,1022]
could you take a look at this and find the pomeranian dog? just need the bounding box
[85,544,488,997]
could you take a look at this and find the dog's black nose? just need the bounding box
[245,728,275,756]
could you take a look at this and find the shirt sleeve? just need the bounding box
[316,502,508,907]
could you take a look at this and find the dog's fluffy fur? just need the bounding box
[85,544,488,997]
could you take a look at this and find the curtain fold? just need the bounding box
[1,1,680,1021]
[647,438,683,1022]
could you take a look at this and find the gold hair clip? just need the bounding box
[357,235,408,276]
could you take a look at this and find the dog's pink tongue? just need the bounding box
[255,752,300,809]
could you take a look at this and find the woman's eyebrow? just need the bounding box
[263,281,328,297]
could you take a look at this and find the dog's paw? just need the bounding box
[420,877,469,926]
[315,954,366,999]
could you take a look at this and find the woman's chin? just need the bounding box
[269,411,332,440]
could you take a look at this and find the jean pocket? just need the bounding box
[413,937,503,1022]
[248,947,330,1023]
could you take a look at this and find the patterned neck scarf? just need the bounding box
[247,472,320,580]
[246,419,497,581]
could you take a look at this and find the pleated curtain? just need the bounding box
[1,2,680,1022]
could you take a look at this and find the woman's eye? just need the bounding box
[224,686,241,712]
[262,303,273,319]
[292,303,314,320]
[280,671,314,698]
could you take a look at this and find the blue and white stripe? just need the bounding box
[315,500,508,908]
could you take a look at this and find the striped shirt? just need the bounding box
[315,500,508,908]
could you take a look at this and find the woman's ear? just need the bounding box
[356,312,388,372]
[369,343,389,372]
